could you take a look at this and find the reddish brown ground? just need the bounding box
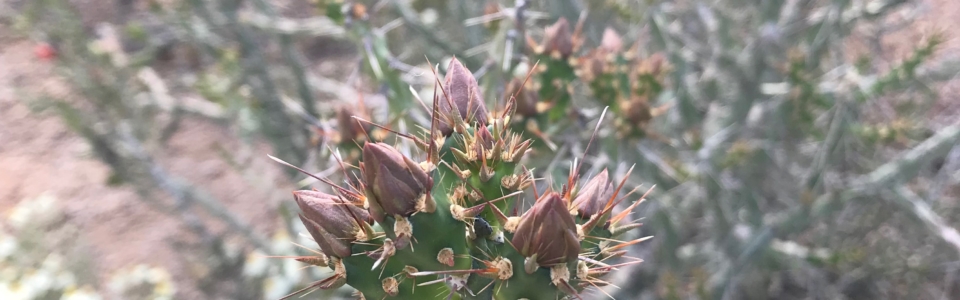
[1,0,958,299]
[0,35,287,298]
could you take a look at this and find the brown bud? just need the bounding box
[622,96,652,127]
[541,18,574,59]
[295,191,372,258]
[511,192,581,267]
[438,58,488,135]
[571,169,614,217]
[637,53,667,76]
[336,104,371,143]
[361,143,432,222]
[575,53,607,85]
[505,78,539,117]
[299,214,351,258]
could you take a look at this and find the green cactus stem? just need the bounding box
[275,58,651,300]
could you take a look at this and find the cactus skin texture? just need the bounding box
[280,58,651,300]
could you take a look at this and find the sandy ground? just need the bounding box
[0,0,958,299]
[0,36,288,298]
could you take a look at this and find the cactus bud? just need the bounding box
[511,192,581,268]
[541,18,574,59]
[438,58,488,135]
[299,214,352,258]
[295,191,372,258]
[361,143,433,222]
[571,169,614,218]
[505,78,540,117]
[637,53,667,76]
[336,104,371,143]
[622,96,652,128]
[599,28,623,52]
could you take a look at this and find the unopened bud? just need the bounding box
[571,169,614,218]
[505,78,540,117]
[541,18,574,59]
[336,105,371,143]
[622,96,653,127]
[295,191,372,258]
[437,58,488,135]
[511,192,581,267]
[299,214,351,258]
[599,27,623,52]
[637,53,667,76]
[361,143,433,222]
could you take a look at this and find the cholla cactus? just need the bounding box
[575,28,670,138]
[275,58,651,299]
[521,17,584,127]
[517,19,670,140]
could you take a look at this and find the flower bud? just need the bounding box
[599,28,623,53]
[505,78,539,117]
[637,53,667,76]
[622,96,652,127]
[295,191,372,258]
[299,214,350,258]
[437,58,488,135]
[336,104,371,143]
[571,169,614,218]
[361,143,432,222]
[541,18,574,59]
[511,192,581,268]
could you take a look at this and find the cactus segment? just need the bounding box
[277,57,651,300]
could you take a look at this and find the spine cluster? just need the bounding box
[281,58,651,300]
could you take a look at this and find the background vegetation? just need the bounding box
[2,0,959,299]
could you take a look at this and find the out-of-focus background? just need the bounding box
[1,0,959,299]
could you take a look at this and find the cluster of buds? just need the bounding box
[515,18,671,140]
[278,57,651,300]
[575,27,670,138]
[518,17,584,128]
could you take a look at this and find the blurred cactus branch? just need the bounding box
[187,0,309,170]
[503,0,530,72]
[53,92,272,251]
[917,58,960,82]
[239,11,346,37]
[25,0,273,251]
[117,126,273,251]
[389,1,479,67]
[887,186,960,256]
[713,122,960,298]
[247,0,323,119]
